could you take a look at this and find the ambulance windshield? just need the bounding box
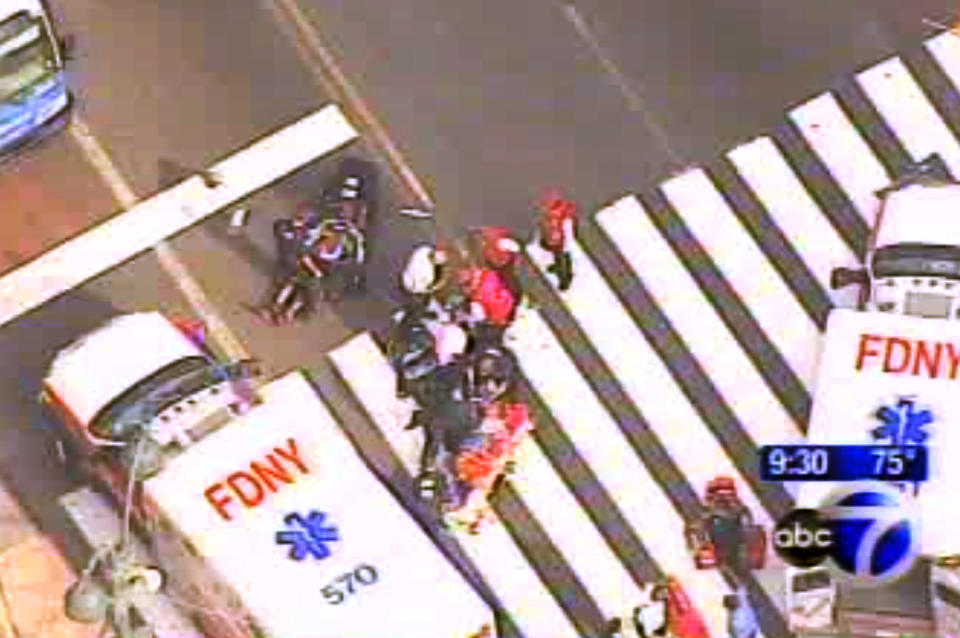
[793,570,831,593]
[872,244,960,279]
[89,356,210,441]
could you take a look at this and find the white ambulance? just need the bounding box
[41,312,496,638]
[816,170,960,560]
[800,167,960,636]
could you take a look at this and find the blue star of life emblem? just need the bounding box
[871,398,932,446]
[275,511,340,561]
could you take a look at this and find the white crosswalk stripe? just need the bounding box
[789,92,889,225]
[595,194,802,450]
[726,137,860,296]
[857,57,960,175]
[926,31,960,94]
[508,436,644,620]
[505,307,734,638]
[322,32,960,638]
[526,235,773,531]
[659,168,821,387]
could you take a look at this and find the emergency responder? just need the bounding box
[538,192,577,291]
[708,497,750,573]
[387,307,441,399]
[306,220,363,300]
[401,244,450,301]
[603,582,670,638]
[256,210,362,324]
[467,345,518,406]
[459,265,519,349]
[477,226,523,302]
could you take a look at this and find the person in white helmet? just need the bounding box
[401,244,449,297]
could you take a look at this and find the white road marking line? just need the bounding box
[596,195,802,449]
[69,117,138,207]
[660,168,821,387]
[69,117,249,361]
[857,57,960,176]
[789,92,889,225]
[508,424,644,619]
[527,236,774,530]
[926,30,960,94]
[560,3,686,168]
[327,332,581,638]
[505,308,733,638]
[263,0,435,210]
[0,105,357,328]
[727,137,860,295]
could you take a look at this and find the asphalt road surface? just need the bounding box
[1,0,958,626]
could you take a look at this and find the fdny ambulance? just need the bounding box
[41,312,496,638]
[817,166,960,561]
[800,162,960,636]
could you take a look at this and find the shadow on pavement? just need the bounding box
[0,290,118,570]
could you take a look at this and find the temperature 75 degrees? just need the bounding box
[871,447,918,477]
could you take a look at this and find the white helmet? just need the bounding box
[401,245,446,294]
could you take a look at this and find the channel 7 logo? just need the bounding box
[773,482,920,585]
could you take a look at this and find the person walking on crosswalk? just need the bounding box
[538,191,577,291]
[724,585,759,638]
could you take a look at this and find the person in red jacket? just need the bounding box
[476,226,523,304]
[538,192,577,291]
[461,266,518,327]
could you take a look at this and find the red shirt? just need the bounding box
[539,195,577,252]
[464,268,518,326]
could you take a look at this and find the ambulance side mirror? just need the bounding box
[830,267,868,290]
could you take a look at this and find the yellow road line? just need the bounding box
[69,117,250,361]
[263,0,435,210]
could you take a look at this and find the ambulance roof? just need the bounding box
[801,309,960,557]
[875,183,960,251]
[145,371,494,638]
[44,313,203,426]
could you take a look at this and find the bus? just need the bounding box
[0,0,72,156]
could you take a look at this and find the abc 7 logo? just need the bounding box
[773,483,920,585]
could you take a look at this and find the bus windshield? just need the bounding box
[0,11,54,105]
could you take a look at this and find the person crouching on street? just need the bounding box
[538,191,577,291]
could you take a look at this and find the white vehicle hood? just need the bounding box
[875,184,960,250]
[145,371,495,638]
[44,313,202,426]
